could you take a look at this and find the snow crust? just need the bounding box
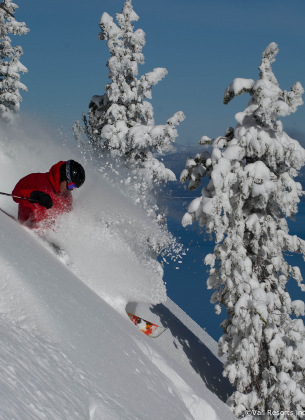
[0,118,235,420]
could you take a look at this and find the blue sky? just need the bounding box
[18,0,305,145]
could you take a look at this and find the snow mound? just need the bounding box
[0,204,235,420]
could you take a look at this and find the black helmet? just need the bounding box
[66,160,85,188]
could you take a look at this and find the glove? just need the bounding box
[30,191,53,209]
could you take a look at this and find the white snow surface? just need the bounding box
[0,119,235,420]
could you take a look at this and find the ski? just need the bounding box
[126,312,166,338]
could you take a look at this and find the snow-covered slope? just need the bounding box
[0,120,235,419]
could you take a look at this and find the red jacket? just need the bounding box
[12,161,73,228]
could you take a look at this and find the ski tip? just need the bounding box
[126,311,166,338]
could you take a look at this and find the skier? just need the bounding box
[12,160,85,229]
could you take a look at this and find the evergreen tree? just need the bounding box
[77,0,184,214]
[181,43,305,418]
[0,0,29,123]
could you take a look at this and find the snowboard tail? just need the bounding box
[127,312,166,338]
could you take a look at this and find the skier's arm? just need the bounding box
[12,173,50,204]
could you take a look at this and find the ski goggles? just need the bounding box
[66,160,78,190]
[67,182,77,190]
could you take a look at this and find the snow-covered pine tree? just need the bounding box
[0,0,29,123]
[181,42,305,418]
[77,0,184,215]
